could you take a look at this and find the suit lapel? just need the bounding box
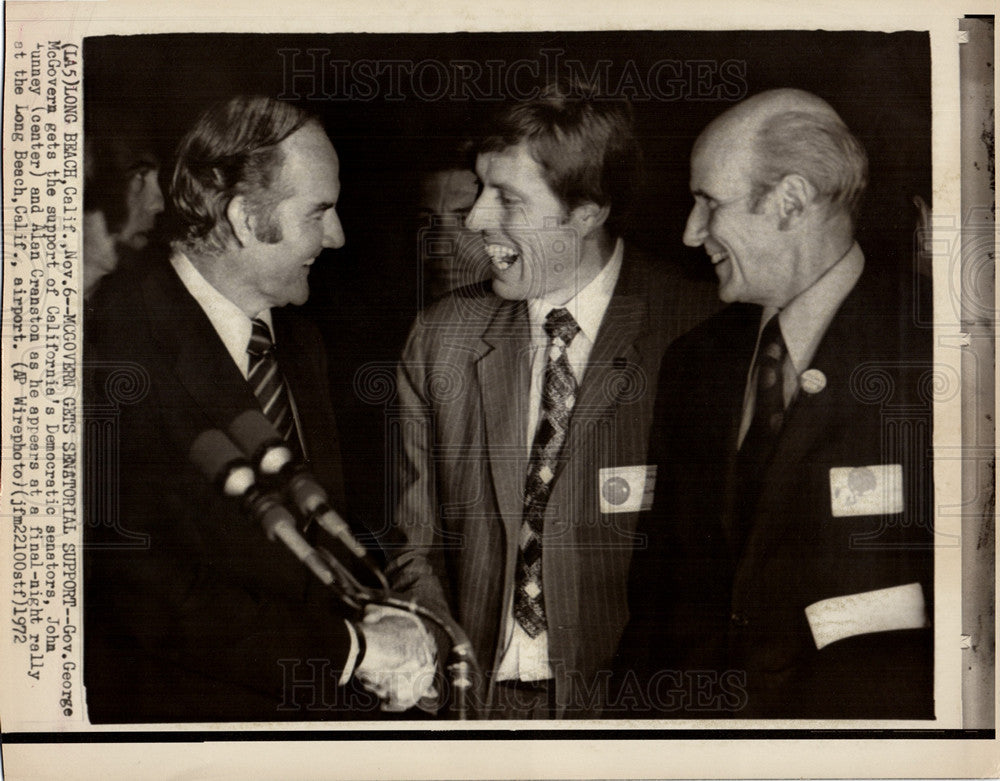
[739,273,871,568]
[705,305,761,552]
[273,314,323,445]
[142,261,259,440]
[563,251,654,462]
[476,300,532,545]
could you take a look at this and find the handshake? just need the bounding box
[350,604,440,712]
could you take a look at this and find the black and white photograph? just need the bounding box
[1,1,994,778]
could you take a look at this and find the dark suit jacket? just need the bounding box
[84,257,357,723]
[386,248,719,718]
[617,265,935,719]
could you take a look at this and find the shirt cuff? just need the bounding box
[339,619,362,685]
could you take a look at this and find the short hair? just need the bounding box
[749,110,868,220]
[84,132,160,233]
[170,95,316,254]
[478,82,641,237]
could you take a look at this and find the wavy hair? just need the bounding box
[170,95,316,254]
[478,81,641,237]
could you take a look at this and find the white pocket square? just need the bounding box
[805,582,928,650]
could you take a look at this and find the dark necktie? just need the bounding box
[247,317,304,459]
[514,307,580,639]
[733,314,787,546]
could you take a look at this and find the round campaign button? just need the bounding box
[799,368,827,395]
[602,476,631,506]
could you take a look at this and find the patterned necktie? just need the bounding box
[246,318,304,459]
[514,307,580,639]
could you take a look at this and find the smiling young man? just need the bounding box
[616,89,934,719]
[84,95,436,722]
[386,83,719,719]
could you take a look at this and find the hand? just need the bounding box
[354,604,438,712]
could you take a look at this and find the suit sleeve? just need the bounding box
[383,320,456,640]
[612,338,688,689]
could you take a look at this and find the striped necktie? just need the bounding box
[246,317,304,459]
[734,314,787,549]
[740,314,788,468]
[514,307,580,639]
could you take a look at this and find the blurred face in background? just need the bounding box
[417,167,488,300]
[116,166,165,251]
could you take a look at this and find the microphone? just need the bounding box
[228,410,369,559]
[188,429,255,498]
[188,428,336,588]
[193,425,481,717]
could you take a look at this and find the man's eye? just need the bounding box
[500,195,519,207]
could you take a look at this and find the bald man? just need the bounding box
[615,89,934,719]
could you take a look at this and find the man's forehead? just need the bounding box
[284,123,335,156]
[476,141,551,192]
[476,143,538,178]
[274,126,339,194]
[474,148,505,180]
[690,126,753,188]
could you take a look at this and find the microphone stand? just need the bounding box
[361,593,476,722]
[199,418,481,719]
[275,527,479,720]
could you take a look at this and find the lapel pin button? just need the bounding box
[602,476,631,506]
[800,368,827,395]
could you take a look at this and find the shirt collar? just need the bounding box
[170,250,274,376]
[527,238,624,342]
[763,242,865,376]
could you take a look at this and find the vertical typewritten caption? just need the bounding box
[5,38,82,721]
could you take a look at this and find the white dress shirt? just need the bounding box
[170,251,275,380]
[496,239,624,682]
[171,251,310,455]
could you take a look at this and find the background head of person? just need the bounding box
[465,80,641,305]
[83,128,165,297]
[170,95,345,317]
[682,88,869,310]
[414,138,489,302]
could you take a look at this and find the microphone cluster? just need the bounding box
[188,410,385,605]
[189,410,480,718]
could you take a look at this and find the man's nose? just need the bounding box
[323,210,346,249]
[464,194,495,233]
[149,178,165,215]
[682,202,708,248]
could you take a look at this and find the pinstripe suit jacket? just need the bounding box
[386,248,718,717]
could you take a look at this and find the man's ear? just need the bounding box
[569,201,610,237]
[776,174,816,231]
[226,195,257,247]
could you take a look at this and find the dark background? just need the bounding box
[83,30,931,541]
